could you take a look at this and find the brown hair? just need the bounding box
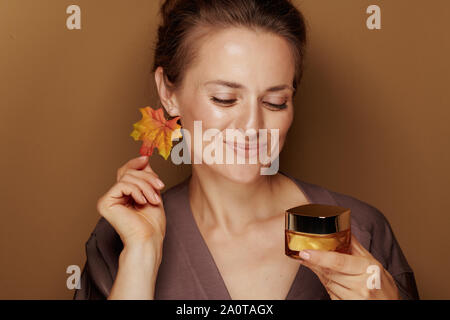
[152,0,308,96]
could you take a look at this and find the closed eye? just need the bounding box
[210,97,236,105]
[265,101,288,110]
[210,97,287,110]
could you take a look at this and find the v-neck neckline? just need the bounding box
[176,170,339,300]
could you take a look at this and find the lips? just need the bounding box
[224,139,267,151]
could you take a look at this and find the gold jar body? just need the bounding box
[285,204,351,259]
[285,228,351,259]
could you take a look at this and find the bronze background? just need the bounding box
[1,0,449,299]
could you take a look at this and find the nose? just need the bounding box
[235,96,264,133]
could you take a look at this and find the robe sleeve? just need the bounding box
[367,207,420,300]
[393,272,420,300]
[73,262,106,300]
[72,222,119,300]
[330,189,420,300]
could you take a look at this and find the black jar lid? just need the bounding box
[285,204,351,234]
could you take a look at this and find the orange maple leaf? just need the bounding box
[130,107,182,160]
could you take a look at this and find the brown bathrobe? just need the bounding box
[73,171,420,300]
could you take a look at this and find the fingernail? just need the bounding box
[154,193,161,203]
[300,251,310,260]
[156,179,165,188]
[140,155,148,160]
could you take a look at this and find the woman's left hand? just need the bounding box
[299,234,400,300]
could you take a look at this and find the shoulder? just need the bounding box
[291,176,389,235]
[326,187,402,262]
[325,187,404,260]
[296,178,419,299]
[294,177,414,274]
[327,186,390,236]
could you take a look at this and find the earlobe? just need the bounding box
[167,106,180,117]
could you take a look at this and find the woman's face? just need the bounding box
[170,27,296,183]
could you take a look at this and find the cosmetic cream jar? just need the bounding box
[285,204,351,260]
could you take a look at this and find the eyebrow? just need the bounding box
[204,80,294,92]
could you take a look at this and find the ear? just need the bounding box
[154,66,181,117]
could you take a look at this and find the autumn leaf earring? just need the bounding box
[130,106,182,160]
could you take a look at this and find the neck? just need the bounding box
[189,166,284,235]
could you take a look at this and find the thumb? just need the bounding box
[129,155,149,169]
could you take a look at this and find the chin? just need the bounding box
[211,163,265,185]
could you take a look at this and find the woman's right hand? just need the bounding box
[96,155,167,248]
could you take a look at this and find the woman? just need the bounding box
[74,0,419,300]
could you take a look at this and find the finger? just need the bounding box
[327,291,341,300]
[142,162,158,176]
[305,263,347,289]
[125,169,165,190]
[299,249,369,275]
[325,280,354,300]
[312,270,344,300]
[307,261,381,300]
[307,263,368,291]
[120,173,161,205]
[107,181,147,206]
[117,156,149,181]
[311,268,355,300]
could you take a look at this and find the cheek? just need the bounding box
[266,112,293,151]
[180,98,232,132]
[269,111,293,135]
